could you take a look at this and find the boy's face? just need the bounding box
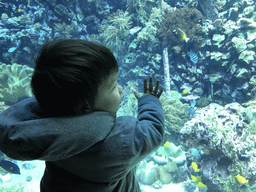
[93,71,123,113]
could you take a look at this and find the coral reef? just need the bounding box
[179,100,256,191]
[160,93,189,133]
[158,7,204,49]
[0,63,33,104]
[99,10,132,56]
[53,22,78,38]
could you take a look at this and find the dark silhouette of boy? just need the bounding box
[0,39,164,191]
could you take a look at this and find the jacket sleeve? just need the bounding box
[116,94,165,167]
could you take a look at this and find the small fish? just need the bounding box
[129,26,142,35]
[17,8,23,13]
[182,89,189,95]
[198,182,208,188]
[164,141,170,147]
[0,160,20,174]
[8,47,17,53]
[191,162,200,172]
[235,174,248,184]
[173,28,190,42]
[187,50,198,64]
[188,107,195,115]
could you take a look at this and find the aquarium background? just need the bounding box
[1,0,256,191]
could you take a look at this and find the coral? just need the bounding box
[117,80,139,117]
[0,63,33,104]
[179,101,256,191]
[127,0,156,24]
[53,22,77,38]
[134,7,162,51]
[212,34,225,48]
[157,142,186,166]
[158,7,204,50]
[238,50,255,64]
[231,36,247,53]
[54,4,70,17]
[160,93,189,133]
[1,13,8,21]
[214,0,226,11]
[99,10,132,56]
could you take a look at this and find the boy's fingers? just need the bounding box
[143,78,147,93]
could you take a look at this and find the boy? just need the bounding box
[0,39,164,191]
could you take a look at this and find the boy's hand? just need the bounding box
[134,77,164,99]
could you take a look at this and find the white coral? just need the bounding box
[0,63,34,104]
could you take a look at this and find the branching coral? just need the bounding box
[99,10,132,56]
[54,22,77,38]
[160,93,189,133]
[0,63,33,104]
[127,0,156,24]
[158,7,204,51]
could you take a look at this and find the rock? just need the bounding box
[164,161,178,173]
[22,163,36,170]
[157,143,186,166]
[159,166,172,184]
[238,50,255,64]
[152,180,163,189]
[138,168,158,185]
[26,176,32,182]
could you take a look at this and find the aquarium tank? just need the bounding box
[1,0,256,191]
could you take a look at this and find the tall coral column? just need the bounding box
[159,0,171,96]
[163,47,171,96]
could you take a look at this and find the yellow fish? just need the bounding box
[164,141,170,147]
[17,8,23,13]
[182,89,189,95]
[198,181,207,188]
[191,162,200,172]
[235,174,248,184]
[173,28,190,42]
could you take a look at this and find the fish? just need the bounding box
[188,107,195,115]
[187,50,198,64]
[164,141,170,147]
[0,160,20,174]
[235,174,248,184]
[173,28,190,42]
[198,182,208,188]
[8,47,17,53]
[191,162,200,172]
[129,26,142,35]
[182,89,189,95]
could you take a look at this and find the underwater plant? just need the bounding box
[99,10,132,57]
[158,7,204,51]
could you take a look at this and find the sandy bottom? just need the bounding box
[140,182,185,192]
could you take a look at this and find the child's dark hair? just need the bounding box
[31,39,118,117]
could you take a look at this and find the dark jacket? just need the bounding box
[0,94,164,192]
